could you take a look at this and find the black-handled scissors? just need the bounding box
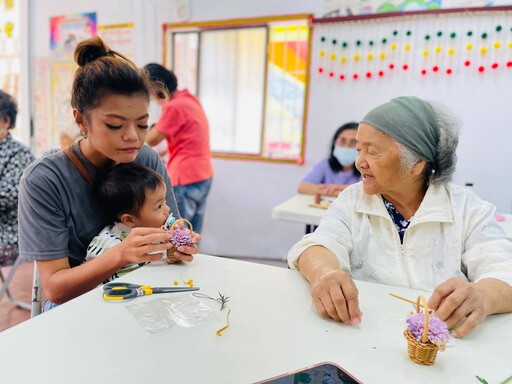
[103,282,199,301]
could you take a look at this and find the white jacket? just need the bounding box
[288,182,512,291]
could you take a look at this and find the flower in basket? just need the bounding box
[170,226,193,248]
[406,311,450,351]
[166,218,194,262]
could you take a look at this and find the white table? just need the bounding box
[0,254,510,383]
[273,194,512,238]
[498,213,512,239]
[272,194,332,233]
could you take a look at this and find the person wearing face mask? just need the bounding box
[298,122,360,197]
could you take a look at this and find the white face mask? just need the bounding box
[333,146,357,167]
[148,100,162,127]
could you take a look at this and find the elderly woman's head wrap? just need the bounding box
[360,96,440,164]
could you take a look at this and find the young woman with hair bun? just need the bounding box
[18,36,199,311]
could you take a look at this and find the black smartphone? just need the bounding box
[255,361,363,384]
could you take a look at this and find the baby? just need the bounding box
[87,163,180,281]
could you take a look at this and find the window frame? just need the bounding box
[162,14,313,164]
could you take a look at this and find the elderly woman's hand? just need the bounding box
[310,270,362,325]
[428,278,491,338]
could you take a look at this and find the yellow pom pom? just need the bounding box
[494,41,501,49]
[435,46,441,53]
[353,53,360,61]
[466,43,473,50]
[391,43,397,50]
[448,48,455,55]
[319,50,325,57]
[404,44,411,51]
[423,49,429,56]
[367,53,373,60]
[379,52,386,59]
[480,46,487,54]
[341,56,347,63]
[330,53,336,60]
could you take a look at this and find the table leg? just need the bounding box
[305,225,317,234]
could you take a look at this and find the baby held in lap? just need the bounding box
[87,163,178,281]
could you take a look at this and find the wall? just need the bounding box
[30,0,512,263]
[30,0,323,261]
[308,12,512,214]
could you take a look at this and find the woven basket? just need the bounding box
[166,218,193,263]
[403,295,439,365]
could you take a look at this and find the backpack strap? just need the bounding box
[63,146,94,187]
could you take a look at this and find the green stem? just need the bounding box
[499,375,512,384]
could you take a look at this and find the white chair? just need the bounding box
[0,253,31,311]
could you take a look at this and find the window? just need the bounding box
[164,15,312,163]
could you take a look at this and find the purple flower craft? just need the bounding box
[406,311,450,351]
[170,226,193,247]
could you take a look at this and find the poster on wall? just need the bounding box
[322,0,493,16]
[33,57,51,156]
[0,0,20,102]
[443,0,489,7]
[322,0,441,16]
[50,61,79,150]
[50,12,97,60]
[98,22,135,58]
[262,22,309,161]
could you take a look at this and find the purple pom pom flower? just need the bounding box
[406,311,450,351]
[170,226,193,247]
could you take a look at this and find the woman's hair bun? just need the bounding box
[74,36,111,67]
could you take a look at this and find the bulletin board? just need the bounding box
[308,7,512,212]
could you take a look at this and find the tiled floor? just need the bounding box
[0,257,287,333]
[0,261,33,332]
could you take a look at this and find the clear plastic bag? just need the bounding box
[125,294,218,334]
[161,295,217,328]
[125,300,172,334]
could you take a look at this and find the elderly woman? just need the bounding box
[0,90,35,266]
[288,96,512,338]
